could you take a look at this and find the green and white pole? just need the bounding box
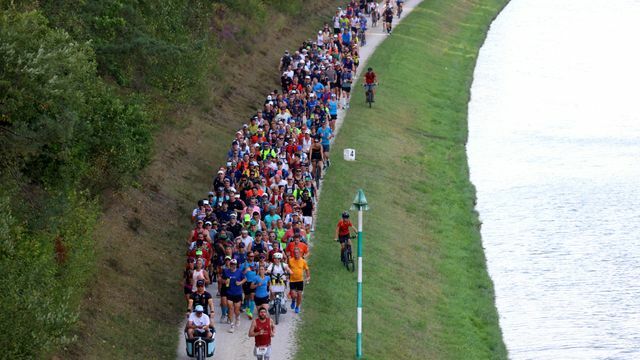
[351,189,369,359]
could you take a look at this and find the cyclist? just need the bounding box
[364,67,378,99]
[334,211,357,262]
[358,12,368,46]
[248,307,275,360]
[383,5,394,33]
[187,279,215,332]
[267,253,290,306]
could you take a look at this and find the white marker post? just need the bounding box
[351,189,369,359]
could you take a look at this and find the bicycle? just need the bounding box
[364,83,377,107]
[269,273,287,324]
[358,29,367,46]
[340,235,356,272]
[184,330,216,359]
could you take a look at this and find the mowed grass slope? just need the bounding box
[296,1,509,359]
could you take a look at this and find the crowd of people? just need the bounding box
[182,0,403,358]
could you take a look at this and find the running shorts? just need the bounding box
[255,296,269,306]
[289,281,304,292]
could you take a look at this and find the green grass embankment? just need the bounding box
[296,1,509,359]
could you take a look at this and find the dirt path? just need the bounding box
[176,1,423,358]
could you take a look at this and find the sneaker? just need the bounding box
[290,300,296,310]
[228,324,235,333]
[246,309,253,319]
[269,306,275,315]
[281,307,287,314]
[295,307,300,314]
[219,314,225,323]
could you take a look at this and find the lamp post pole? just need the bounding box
[351,189,369,359]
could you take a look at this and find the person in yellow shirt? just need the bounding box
[287,247,310,314]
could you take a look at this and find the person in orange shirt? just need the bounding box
[285,234,308,258]
[287,247,310,314]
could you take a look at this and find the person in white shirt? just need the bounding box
[187,305,212,339]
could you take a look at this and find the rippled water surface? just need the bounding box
[467,0,640,359]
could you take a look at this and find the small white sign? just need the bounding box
[344,148,356,161]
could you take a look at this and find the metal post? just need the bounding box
[351,189,368,360]
[356,208,363,359]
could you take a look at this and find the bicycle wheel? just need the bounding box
[347,250,355,272]
[315,164,321,188]
[196,341,205,360]
[274,301,280,325]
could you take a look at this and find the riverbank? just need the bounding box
[295,0,509,358]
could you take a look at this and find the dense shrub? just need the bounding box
[0,9,149,357]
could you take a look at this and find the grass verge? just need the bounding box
[296,0,509,359]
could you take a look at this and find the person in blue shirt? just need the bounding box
[222,259,246,332]
[264,206,281,230]
[307,94,318,113]
[241,254,258,318]
[342,29,352,46]
[328,93,339,130]
[251,265,271,312]
[312,79,324,94]
[317,121,334,168]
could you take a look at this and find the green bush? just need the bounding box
[0,10,152,191]
[0,185,98,359]
[0,9,149,358]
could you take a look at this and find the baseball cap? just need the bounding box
[196,279,205,286]
[195,305,204,312]
[230,259,238,264]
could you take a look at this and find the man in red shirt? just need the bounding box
[248,307,275,358]
[334,211,357,259]
[364,67,377,97]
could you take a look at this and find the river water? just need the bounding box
[467,0,640,359]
